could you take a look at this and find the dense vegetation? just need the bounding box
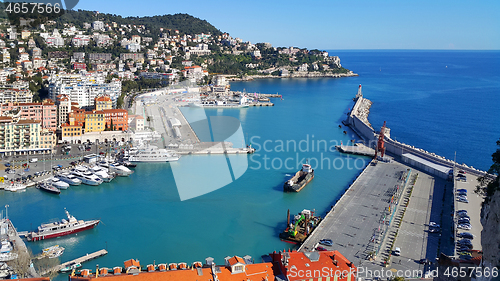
[57,10,222,37]
[476,138,500,203]
[0,3,222,36]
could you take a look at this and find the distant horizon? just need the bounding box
[72,0,500,51]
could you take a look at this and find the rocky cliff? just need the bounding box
[480,188,500,279]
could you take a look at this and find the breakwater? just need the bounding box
[228,71,358,81]
[344,92,491,178]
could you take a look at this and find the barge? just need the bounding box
[284,162,314,192]
[279,209,321,244]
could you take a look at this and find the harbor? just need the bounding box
[0,51,498,280]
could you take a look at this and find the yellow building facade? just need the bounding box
[84,111,105,133]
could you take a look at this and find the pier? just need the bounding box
[248,102,274,106]
[41,249,108,276]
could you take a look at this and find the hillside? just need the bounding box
[0,5,222,37]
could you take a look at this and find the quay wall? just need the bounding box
[345,96,490,178]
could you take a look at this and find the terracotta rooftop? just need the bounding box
[270,250,356,281]
[95,96,112,102]
[68,267,213,281]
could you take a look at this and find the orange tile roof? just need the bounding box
[123,259,140,269]
[69,267,213,281]
[101,109,128,114]
[271,250,356,281]
[227,256,245,266]
[95,96,112,102]
[216,263,275,281]
[61,123,81,128]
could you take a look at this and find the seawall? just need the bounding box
[345,94,491,178]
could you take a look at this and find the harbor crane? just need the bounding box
[375,121,387,159]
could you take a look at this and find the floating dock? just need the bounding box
[248,102,274,106]
[41,249,108,276]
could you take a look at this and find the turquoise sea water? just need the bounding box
[1,51,499,280]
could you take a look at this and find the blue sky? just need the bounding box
[73,0,499,50]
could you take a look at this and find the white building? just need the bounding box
[72,35,91,47]
[48,73,122,108]
[92,21,105,31]
[128,115,144,131]
[45,36,64,48]
[126,43,141,52]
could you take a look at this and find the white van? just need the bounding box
[394,247,401,256]
[30,158,38,163]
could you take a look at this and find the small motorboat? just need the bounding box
[37,182,61,194]
[59,262,82,272]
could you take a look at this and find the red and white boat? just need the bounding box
[27,209,100,242]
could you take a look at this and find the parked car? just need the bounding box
[429,222,440,228]
[458,214,470,220]
[458,170,466,174]
[458,224,472,230]
[458,232,474,239]
[319,239,333,246]
[393,247,401,256]
[457,240,472,247]
[457,198,469,203]
[419,258,430,265]
[457,189,467,193]
[457,209,467,214]
[316,246,327,251]
[458,218,470,223]
[4,163,10,167]
[457,191,467,196]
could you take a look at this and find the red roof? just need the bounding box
[270,250,356,281]
[95,96,112,102]
[227,256,245,266]
[123,259,140,269]
[69,267,213,281]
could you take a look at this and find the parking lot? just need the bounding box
[0,141,129,186]
[454,171,483,252]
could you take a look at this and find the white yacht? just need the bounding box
[128,145,180,162]
[98,161,133,177]
[56,173,82,186]
[47,177,69,190]
[88,165,114,182]
[70,168,103,186]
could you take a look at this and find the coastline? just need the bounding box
[227,71,358,81]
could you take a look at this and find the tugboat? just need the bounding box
[27,209,100,241]
[284,162,314,192]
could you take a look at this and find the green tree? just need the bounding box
[476,138,500,202]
